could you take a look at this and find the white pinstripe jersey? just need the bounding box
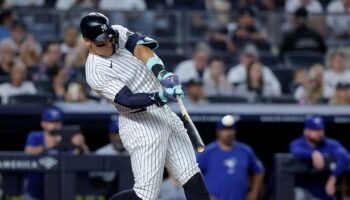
[85,25,162,114]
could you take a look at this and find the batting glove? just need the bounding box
[158,86,184,102]
[159,72,181,88]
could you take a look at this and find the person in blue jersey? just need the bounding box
[197,115,264,200]
[290,115,349,200]
[23,107,89,200]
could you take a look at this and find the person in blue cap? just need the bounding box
[197,115,264,200]
[290,115,349,200]
[23,107,89,200]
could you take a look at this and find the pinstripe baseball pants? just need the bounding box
[119,105,200,200]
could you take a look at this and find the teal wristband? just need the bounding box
[146,56,164,71]
[158,90,167,102]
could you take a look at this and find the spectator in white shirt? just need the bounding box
[60,25,78,55]
[294,63,333,104]
[326,0,350,39]
[233,60,281,101]
[0,60,37,104]
[203,56,232,97]
[324,50,350,91]
[175,42,211,83]
[227,43,281,95]
[285,0,324,14]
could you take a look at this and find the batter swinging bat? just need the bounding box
[176,95,205,153]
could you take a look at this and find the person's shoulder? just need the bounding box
[325,137,343,147]
[0,82,9,90]
[202,141,220,154]
[27,130,44,139]
[176,59,194,69]
[290,136,304,145]
[235,141,255,153]
[326,0,342,11]
[95,143,119,155]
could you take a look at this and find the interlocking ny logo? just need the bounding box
[101,24,108,32]
[38,156,58,170]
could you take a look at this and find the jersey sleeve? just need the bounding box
[329,140,350,177]
[112,25,158,54]
[25,132,44,147]
[247,146,265,175]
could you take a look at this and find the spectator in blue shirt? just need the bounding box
[197,115,264,200]
[290,115,349,200]
[24,107,89,200]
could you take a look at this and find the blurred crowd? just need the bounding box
[0,0,349,106]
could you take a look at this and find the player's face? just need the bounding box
[304,129,324,144]
[85,38,114,57]
[217,129,235,145]
[41,121,63,133]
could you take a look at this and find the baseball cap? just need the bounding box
[109,121,119,133]
[304,115,324,130]
[216,115,236,129]
[41,107,63,122]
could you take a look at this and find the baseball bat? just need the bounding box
[176,95,205,153]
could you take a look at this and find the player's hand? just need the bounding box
[160,72,181,88]
[312,151,325,170]
[325,175,337,196]
[158,86,184,102]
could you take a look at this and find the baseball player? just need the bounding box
[80,13,210,200]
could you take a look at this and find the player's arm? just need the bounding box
[125,32,182,89]
[24,132,45,154]
[289,140,314,160]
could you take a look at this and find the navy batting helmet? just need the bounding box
[80,12,118,42]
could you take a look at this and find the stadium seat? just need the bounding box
[34,80,53,94]
[260,95,297,104]
[8,94,52,105]
[272,68,294,94]
[260,52,279,69]
[283,51,325,69]
[0,75,10,84]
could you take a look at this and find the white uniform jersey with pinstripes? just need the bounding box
[85,25,161,114]
[85,25,200,200]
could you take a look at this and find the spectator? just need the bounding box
[0,39,16,75]
[158,170,186,200]
[326,0,350,39]
[19,35,41,67]
[0,9,15,40]
[33,41,62,81]
[227,43,281,94]
[50,67,67,101]
[65,81,95,103]
[294,64,333,104]
[203,56,232,97]
[99,0,153,36]
[324,50,350,91]
[197,115,264,200]
[0,60,36,104]
[5,0,44,7]
[233,60,281,101]
[9,20,42,54]
[279,8,327,61]
[183,79,207,105]
[289,115,349,200]
[231,7,270,50]
[290,68,309,93]
[64,38,89,68]
[175,42,211,83]
[329,82,350,105]
[55,0,98,10]
[90,120,127,198]
[60,25,78,55]
[24,107,89,200]
[285,0,323,14]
